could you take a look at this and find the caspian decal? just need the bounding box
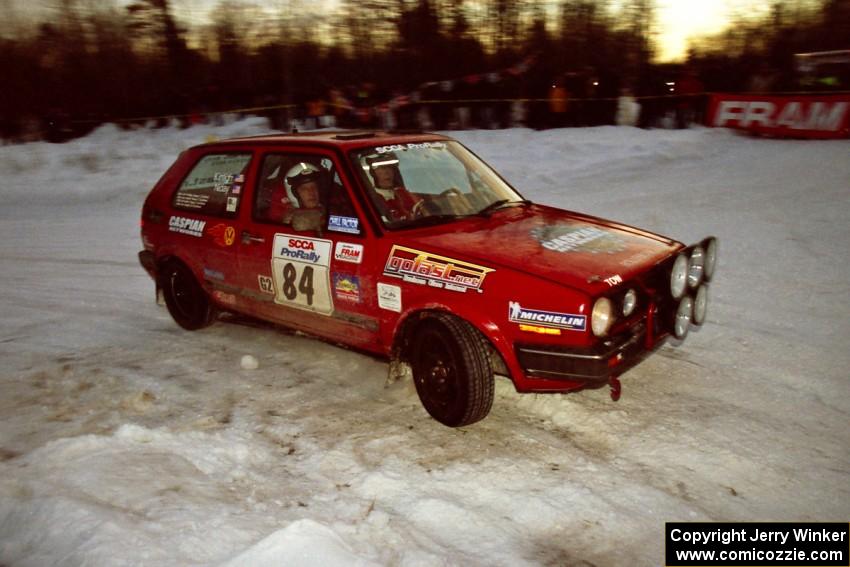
[508,301,586,331]
[208,223,236,246]
[383,245,494,293]
[168,216,206,238]
[530,223,626,254]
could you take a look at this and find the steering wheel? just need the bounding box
[410,198,426,218]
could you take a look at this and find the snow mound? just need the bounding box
[221,519,379,567]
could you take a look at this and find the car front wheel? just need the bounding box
[160,260,216,330]
[410,313,494,427]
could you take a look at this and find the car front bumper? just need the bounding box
[514,321,668,388]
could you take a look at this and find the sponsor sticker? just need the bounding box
[212,290,237,306]
[333,274,361,303]
[377,282,402,312]
[375,142,446,154]
[226,196,238,212]
[203,267,225,281]
[273,234,332,267]
[328,215,360,234]
[258,275,274,294]
[530,223,625,254]
[168,216,206,237]
[334,242,363,264]
[508,301,586,331]
[383,245,494,293]
[208,223,236,246]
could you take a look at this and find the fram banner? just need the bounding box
[708,93,850,139]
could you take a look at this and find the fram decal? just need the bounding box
[208,223,236,246]
[508,301,586,331]
[168,216,206,237]
[334,242,363,264]
[383,245,494,293]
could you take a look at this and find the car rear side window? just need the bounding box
[172,153,252,217]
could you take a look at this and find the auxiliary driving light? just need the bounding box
[687,246,705,288]
[693,285,708,326]
[673,296,693,340]
[703,237,718,281]
[622,288,637,317]
[670,253,688,299]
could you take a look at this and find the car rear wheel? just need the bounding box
[160,261,216,330]
[410,313,494,427]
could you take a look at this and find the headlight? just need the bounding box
[591,297,614,337]
[669,253,688,299]
[693,285,708,326]
[703,237,718,281]
[687,246,705,288]
[673,296,693,339]
[622,289,637,317]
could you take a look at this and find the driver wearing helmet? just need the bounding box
[282,162,326,232]
[366,153,423,221]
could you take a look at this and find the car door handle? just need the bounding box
[241,231,265,244]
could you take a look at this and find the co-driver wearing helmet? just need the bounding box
[367,154,424,221]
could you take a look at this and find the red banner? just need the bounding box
[708,93,850,139]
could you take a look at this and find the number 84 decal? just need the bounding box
[271,234,334,315]
[271,260,333,314]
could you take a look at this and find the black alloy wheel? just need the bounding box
[410,313,494,427]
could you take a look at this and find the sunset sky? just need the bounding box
[11,0,775,62]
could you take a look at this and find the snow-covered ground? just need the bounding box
[0,120,848,566]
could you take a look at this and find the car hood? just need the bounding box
[399,204,681,293]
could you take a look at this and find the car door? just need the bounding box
[236,147,382,350]
[166,149,253,307]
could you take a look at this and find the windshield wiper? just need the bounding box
[476,199,532,217]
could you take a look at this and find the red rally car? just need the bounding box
[139,131,717,427]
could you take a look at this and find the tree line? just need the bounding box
[0,0,847,141]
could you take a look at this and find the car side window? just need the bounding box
[254,153,361,235]
[172,153,251,217]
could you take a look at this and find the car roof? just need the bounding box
[192,130,454,152]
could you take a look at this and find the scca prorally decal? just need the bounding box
[531,223,625,254]
[168,216,206,237]
[383,245,494,293]
[273,235,332,266]
[508,301,586,331]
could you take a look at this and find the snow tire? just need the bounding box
[160,260,216,330]
[410,312,494,427]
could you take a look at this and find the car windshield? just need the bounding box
[350,141,527,229]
